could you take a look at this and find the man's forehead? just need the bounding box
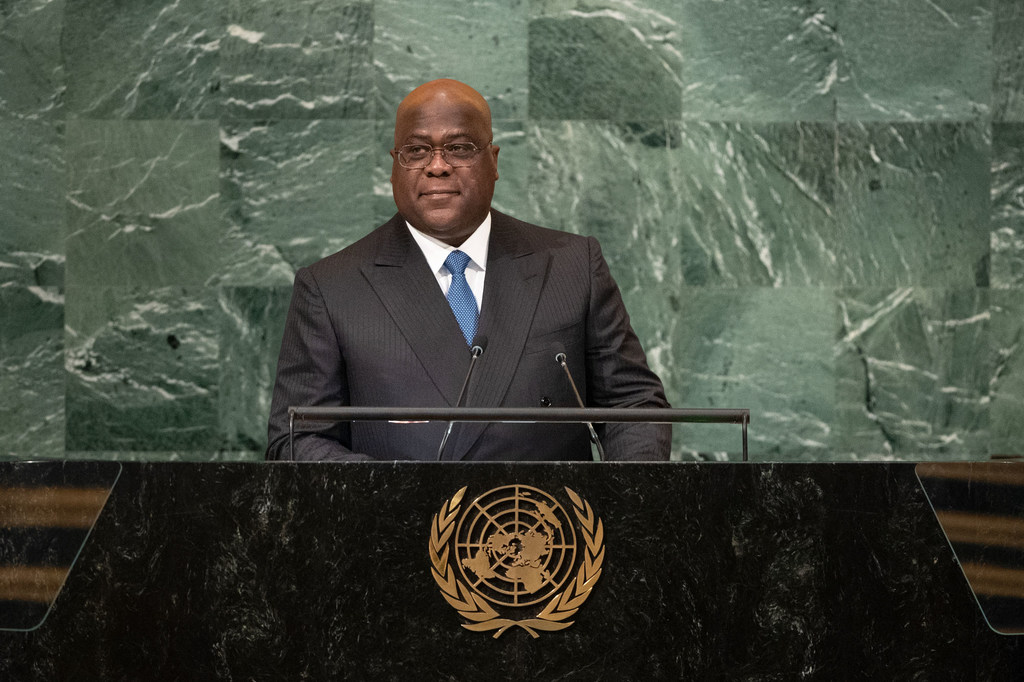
[398,98,486,123]
[399,126,476,141]
[394,103,490,145]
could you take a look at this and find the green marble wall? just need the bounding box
[1,0,1021,461]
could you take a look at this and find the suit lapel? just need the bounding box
[448,212,549,460]
[360,216,472,405]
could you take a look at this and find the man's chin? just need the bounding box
[413,215,476,245]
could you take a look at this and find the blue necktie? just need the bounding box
[444,250,478,346]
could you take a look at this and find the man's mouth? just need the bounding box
[420,189,459,197]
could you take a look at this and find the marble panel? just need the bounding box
[834,288,990,459]
[0,0,63,118]
[526,121,837,288]
[0,284,64,459]
[836,0,991,121]
[528,6,682,120]
[993,0,1024,121]
[65,120,223,288]
[62,0,219,119]
[373,0,528,120]
[218,120,376,285]
[489,122,530,221]
[674,0,840,121]
[650,287,835,461]
[64,286,221,452]
[63,451,261,462]
[370,120,403,228]
[836,122,990,288]
[990,290,1024,457]
[991,123,1024,287]
[0,120,64,287]
[221,0,373,119]
[216,286,291,453]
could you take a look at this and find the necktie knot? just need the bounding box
[444,250,477,346]
[444,250,471,275]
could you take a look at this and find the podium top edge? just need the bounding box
[287,406,750,424]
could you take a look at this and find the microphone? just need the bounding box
[552,343,606,462]
[437,335,488,460]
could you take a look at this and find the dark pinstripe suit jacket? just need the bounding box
[265,210,670,461]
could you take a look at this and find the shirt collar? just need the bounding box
[406,212,491,275]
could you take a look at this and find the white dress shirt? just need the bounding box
[406,213,491,310]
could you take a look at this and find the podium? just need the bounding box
[1,461,1021,679]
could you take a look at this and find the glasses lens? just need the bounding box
[400,145,432,166]
[397,143,483,168]
[443,143,478,163]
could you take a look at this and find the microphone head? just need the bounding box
[551,341,567,365]
[471,334,488,356]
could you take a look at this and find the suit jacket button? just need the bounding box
[540,397,552,407]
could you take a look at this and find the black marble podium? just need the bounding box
[1,462,1021,680]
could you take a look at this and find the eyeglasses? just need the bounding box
[394,142,490,169]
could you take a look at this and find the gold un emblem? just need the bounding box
[428,485,605,638]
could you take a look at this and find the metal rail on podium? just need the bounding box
[287,406,752,461]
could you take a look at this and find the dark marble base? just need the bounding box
[1,463,1020,680]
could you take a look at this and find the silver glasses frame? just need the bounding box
[393,141,491,169]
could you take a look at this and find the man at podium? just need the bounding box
[266,79,670,462]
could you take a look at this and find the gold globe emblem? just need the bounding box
[454,485,577,607]
[429,485,605,638]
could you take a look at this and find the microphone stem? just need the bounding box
[557,357,606,461]
[437,344,484,460]
[557,358,585,407]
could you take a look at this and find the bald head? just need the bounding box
[389,79,500,246]
[394,79,492,147]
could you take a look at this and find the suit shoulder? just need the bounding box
[301,217,398,279]
[491,210,594,252]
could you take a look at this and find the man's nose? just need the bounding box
[424,148,452,174]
